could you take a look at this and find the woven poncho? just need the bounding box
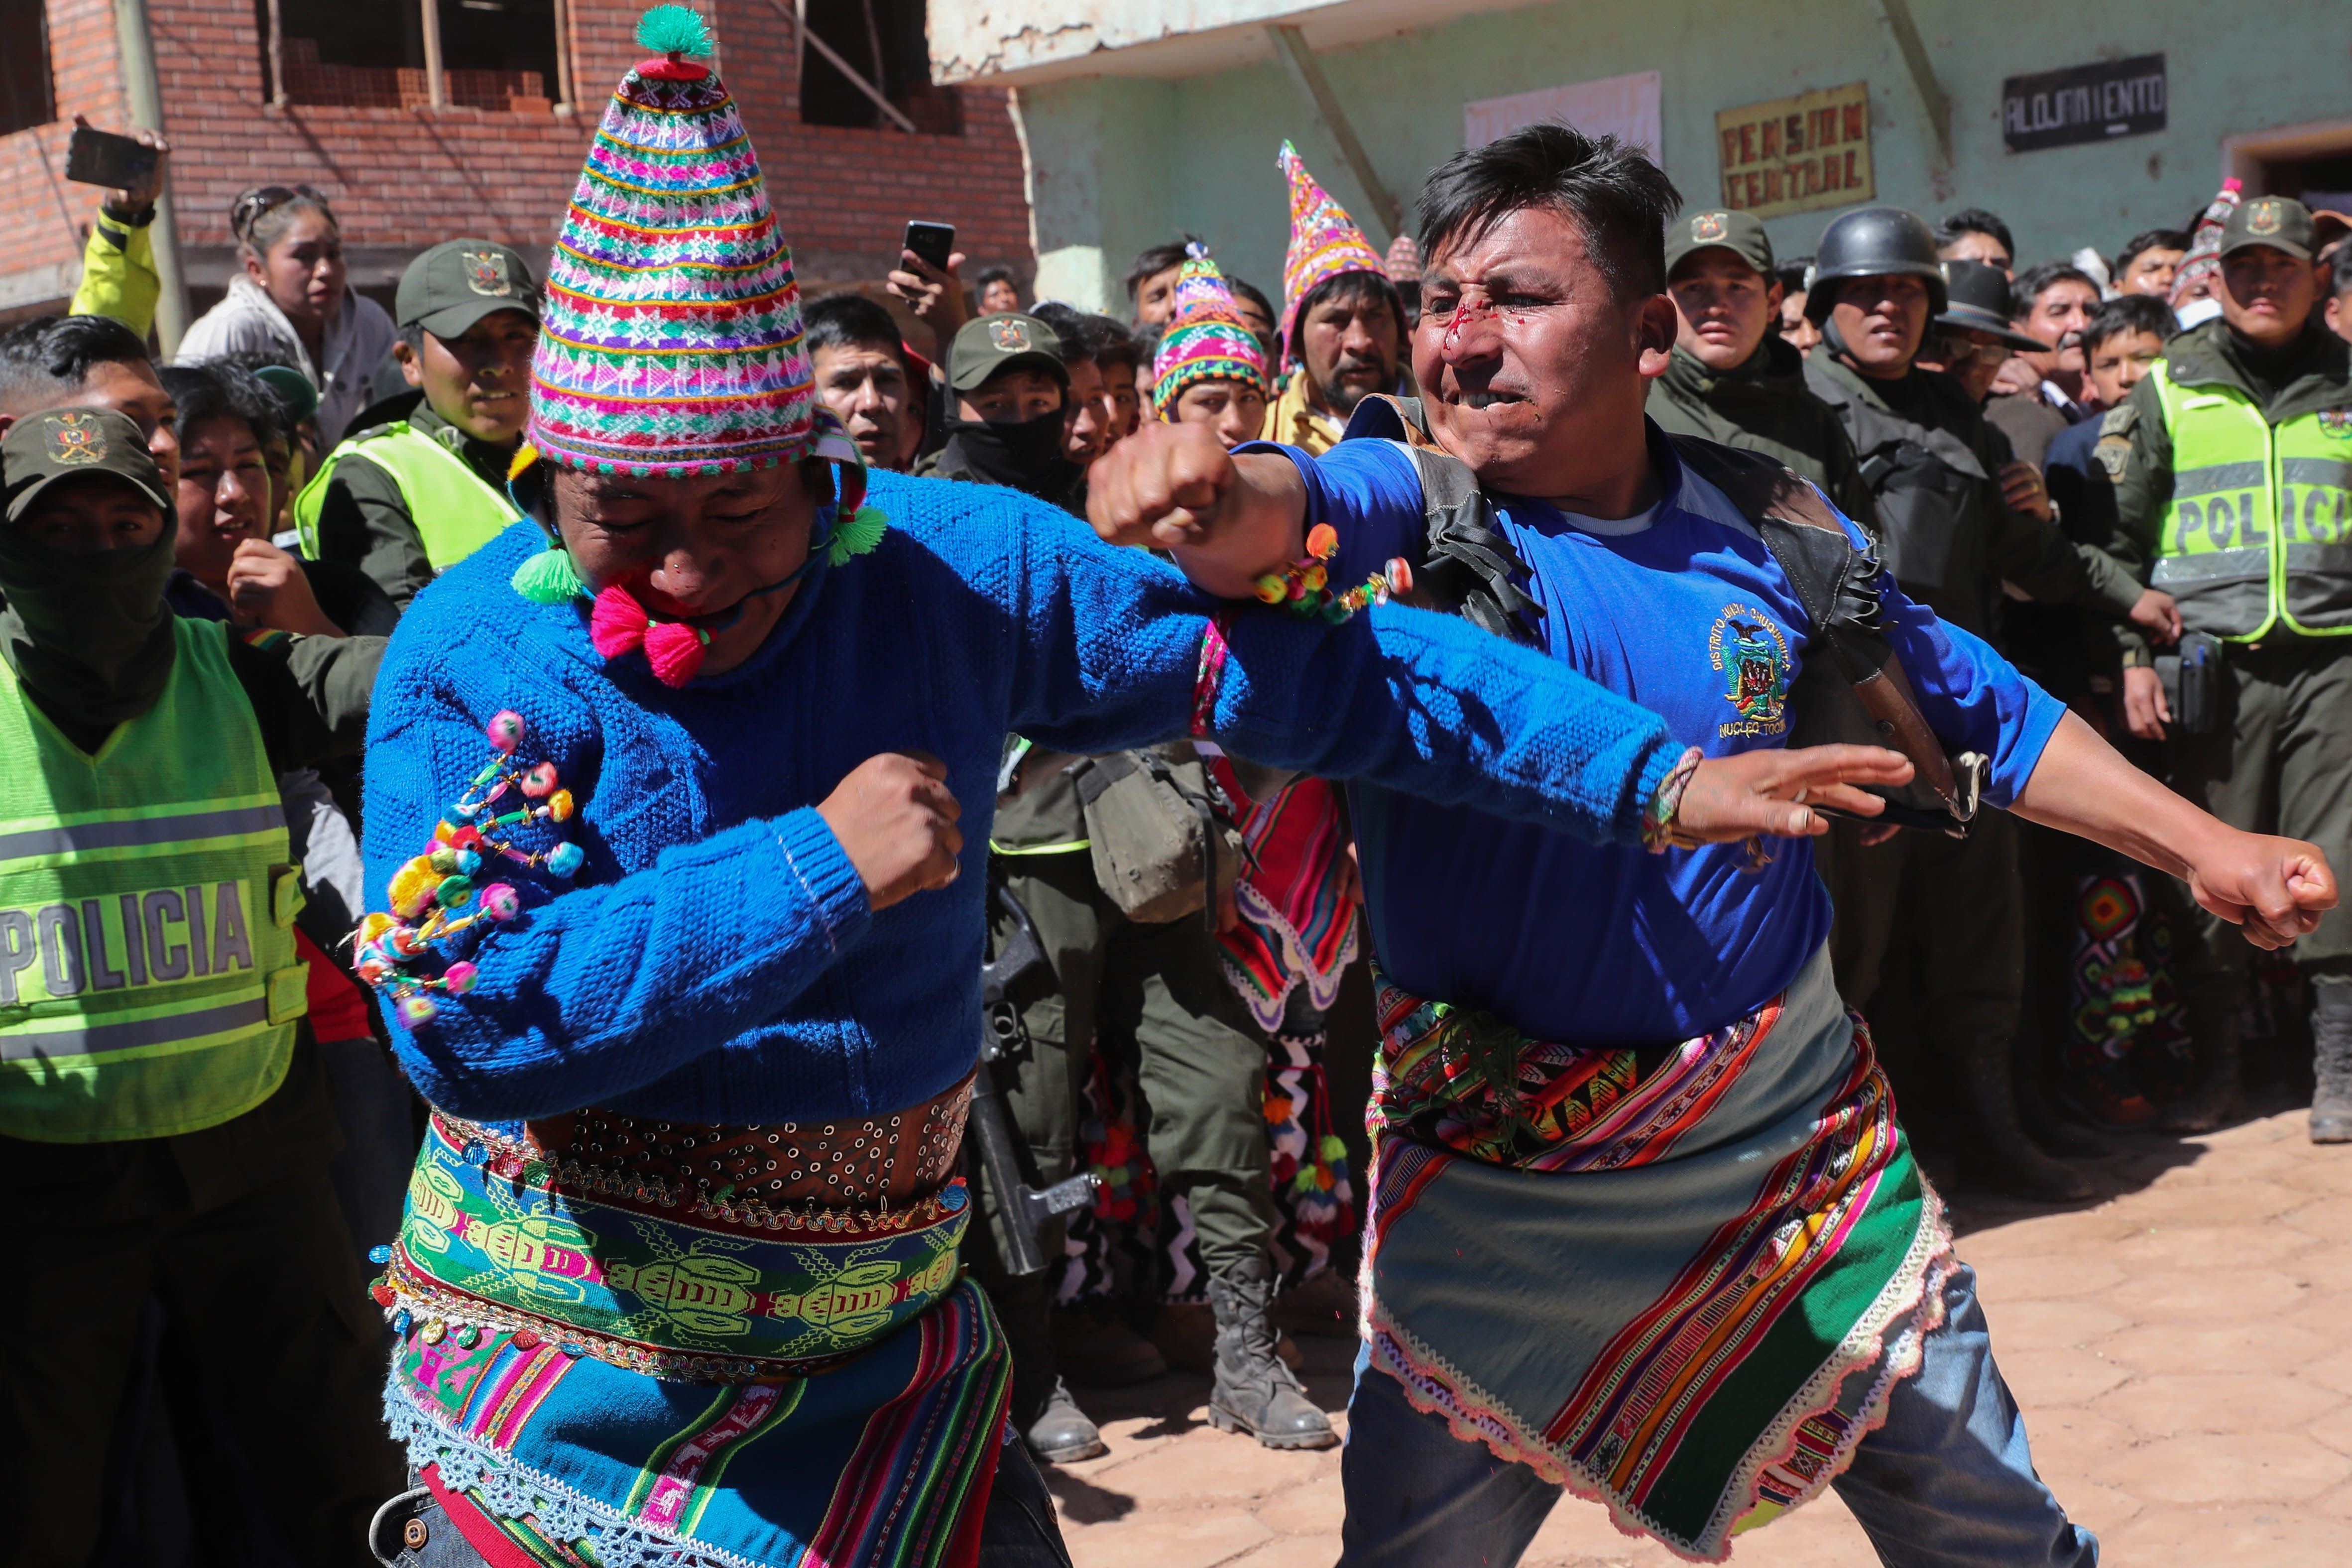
[530,16,816,476]
[1151,244,1269,414]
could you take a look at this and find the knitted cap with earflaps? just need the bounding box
[1151,244,1270,414]
[529,4,818,478]
[1277,140,1388,358]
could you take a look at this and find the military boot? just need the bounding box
[2308,980,2352,1144]
[1205,1255,1338,1450]
[1954,1041,2096,1202]
[1025,1376,1107,1464]
[2160,985,2245,1135]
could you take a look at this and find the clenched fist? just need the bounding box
[1087,422,1310,599]
[818,752,964,911]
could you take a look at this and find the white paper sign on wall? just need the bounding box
[1464,70,1662,160]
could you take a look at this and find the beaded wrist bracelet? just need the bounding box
[1251,523,1414,624]
[1640,746,1708,854]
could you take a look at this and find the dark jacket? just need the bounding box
[1806,353,2142,640]
[915,438,1088,520]
[2092,319,2352,662]
[1646,338,1880,533]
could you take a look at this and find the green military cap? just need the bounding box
[3,406,170,524]
[948,312,1067,393]
[396,239,543,339]
[2220,196,2317,261]
[1665,210,1775,280]
[251,363,320,428]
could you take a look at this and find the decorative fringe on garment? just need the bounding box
[1207,765,1361,1034]
[1361,947,1951,1563]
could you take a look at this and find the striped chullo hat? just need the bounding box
[529,6,818,477]
[1151,244,1269,414]
[1277,140,1387,359]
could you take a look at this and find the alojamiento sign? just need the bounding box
[2002,54,2167,154]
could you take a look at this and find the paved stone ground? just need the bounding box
[1043,1105,2350,1567]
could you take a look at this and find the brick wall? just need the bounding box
[0,0,1034,339]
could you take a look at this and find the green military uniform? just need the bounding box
[0,409,400,1564]
[293,239,541,607]
[912,312,1089,518]
[2090,197,2352,1134]
[1806,345,2145,1197]
[1646,210,1880,531]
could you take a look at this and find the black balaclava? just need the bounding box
[0,486,179,733]
[944,407,1075,496]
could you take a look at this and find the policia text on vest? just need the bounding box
[2145,362,2352,640]
[0,621,309,1143]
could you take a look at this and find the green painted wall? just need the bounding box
[1012,0,2351,313]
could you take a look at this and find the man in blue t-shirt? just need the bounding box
[1089,126,2333,1568]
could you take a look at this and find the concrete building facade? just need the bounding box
[934,0,2352,315]
[1,0,1037,349]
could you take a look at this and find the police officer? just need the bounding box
[0,407,399,1564]
[1646,209,1876,527]
[2097,195,2352,1140]
[917,312,1089,515]
[1802,206,2178,1199]
[294,239,542,607]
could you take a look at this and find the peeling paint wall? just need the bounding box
[1005,0,2352,314]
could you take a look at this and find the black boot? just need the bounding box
[1955,1039,2096,1202]
[2160,982,2245,1134]
[1025,1376,1107,1463]
[2308,980,2352,1144]
[1206,1255,1338,1450]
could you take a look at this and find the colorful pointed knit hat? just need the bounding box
[1151,244,1270,414]
[529,5,818,477]
[1277,140,1387,359]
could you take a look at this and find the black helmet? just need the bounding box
[1804,206,1947,323]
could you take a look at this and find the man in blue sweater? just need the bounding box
[1089,126,2333,1567]
[349,29,1903,1568]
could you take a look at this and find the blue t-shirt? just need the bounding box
[1272,424,2066,1045]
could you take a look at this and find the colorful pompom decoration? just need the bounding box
[828,505,889,566]
[1249,525,1407,623]
[589,584,711,689]
[510,547,587,605]
[355,711,584,1028]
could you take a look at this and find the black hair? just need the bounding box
[973,264,1018,294]
[1080,315,1141,375]
[0,314,153,412]
[2083,293,2179,357]
[229,183,339,257]
[1125,241,1194,301]
[2332,243,2352,300]
[1415,124,1680,301]
[2007,262,2100,322]
[1935,207,2014,258]
[1028,301,1095,366]
[1775,255,1813,296]
[396,321,429,355]
[159,360,286,455]
[803,291,909,371]
[2116,229,2191,279]
[1290,268,1404,329]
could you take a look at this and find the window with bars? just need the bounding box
[800,0,959,135]
[1,0,56,137]
[256,0,567,112]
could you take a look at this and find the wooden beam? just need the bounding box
[420,0,446,110]
[1266,23,1402,241]
[1875,0,1951,165]
[763,0,919,135]
[551,0,574,108]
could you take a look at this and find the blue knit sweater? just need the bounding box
[362,470,1679,1124]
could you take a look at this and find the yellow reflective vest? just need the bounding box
[291,421,515,573]
[2149,362,2352,640]
[0,619,309,1142]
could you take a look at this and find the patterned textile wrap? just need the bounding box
[1206,759,1361,1034]
[373,1081,1012,1568]
[1362,947,1953,1563]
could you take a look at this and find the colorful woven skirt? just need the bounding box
[1362,946,1951,1563]
[374,1109,1010,1568]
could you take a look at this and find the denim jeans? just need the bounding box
[1338,1262,2096,1568]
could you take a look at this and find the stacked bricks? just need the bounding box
[0,0,1034,324]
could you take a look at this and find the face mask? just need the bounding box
[946,407,1073,495]
[0,522,178,726]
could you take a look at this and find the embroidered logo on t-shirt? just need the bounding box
[1709,603,1789,740]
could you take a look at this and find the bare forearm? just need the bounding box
[2010,711,2217,878]
[1166,454,1310,599]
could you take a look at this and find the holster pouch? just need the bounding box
[1070,744,1241,928]
[2156,631,2225,738]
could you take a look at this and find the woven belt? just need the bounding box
[372,1076,976,1382]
